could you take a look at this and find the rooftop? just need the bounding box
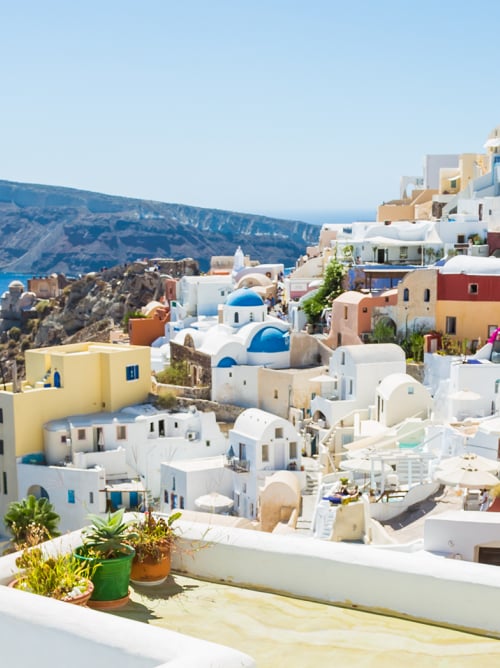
[110,571,500,666]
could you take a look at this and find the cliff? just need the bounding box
[0,180,320,274]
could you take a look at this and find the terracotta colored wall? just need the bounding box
[129,317,166,346]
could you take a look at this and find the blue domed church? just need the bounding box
[169,288,291,402]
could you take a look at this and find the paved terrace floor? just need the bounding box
[110,573,500,668]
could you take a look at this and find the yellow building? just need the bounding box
[0,342,151,522]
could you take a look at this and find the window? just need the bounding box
[289,442,297,459]
[164,490,168,503]
[400,246,408,260]
[89,492,94,504]
[275,427,283,438]
[68,490,75,504]
[343,306,348,319]
[239,443,246,460]
[407,386,414,395]
[274,389,278,399]
[174,421,178,428]
[423,289,430,302]
[349,379,353,395]
[0,408,3,422]
[61,435,67,443]
[150,422,154,433]
[0,439,3,455]
[180,496,185,509]
[234,312,239,324]
[341,352,345,365]
[116,425,127,440]
[262,444,269,462]
[171,493,178,509]
[457,234,465,244]
[3,472,7,495]
[77,429,86,441]
[468,283,478,295]
[362,307,368,313]
[446,316,457,335]
[243,380,246,386]
[206,440,211,447]
[403,288,409,302]
[125,364,139,381]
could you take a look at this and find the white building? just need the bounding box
[17,405,227,531]
[311,343,406,427]
[376,373,432,427]
[160,455,233,513]
[178,275,234,318]
[226,408,305,521]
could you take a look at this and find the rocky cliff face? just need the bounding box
[0,180,319,274]
[33,263,172,347]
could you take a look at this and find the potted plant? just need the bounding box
[10,546,96,606]
[74,508,137,609]
[126,510,181,586]
[4,495,60,552]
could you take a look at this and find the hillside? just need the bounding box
[0,180,320,274]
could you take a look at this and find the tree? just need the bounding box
[372,319,396,343]
[302,256,346,325]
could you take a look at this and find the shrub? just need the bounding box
[155,391,178,410]
[156,360,190,386]
[8,327,21,342]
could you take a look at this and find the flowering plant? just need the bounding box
[126,511,181,563]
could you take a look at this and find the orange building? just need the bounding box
[128,302,170,346]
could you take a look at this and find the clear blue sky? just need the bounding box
[2,1,500,222]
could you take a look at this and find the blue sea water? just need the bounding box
[0,272,33,296]
[261,208,377,226]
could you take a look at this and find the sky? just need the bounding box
[2,1,500,223]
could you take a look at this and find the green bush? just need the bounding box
[155,391,178,410]
[156,361,190,386]
[8,327,21,342]
[302,255,345,325]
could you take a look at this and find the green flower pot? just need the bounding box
[74,545,135,604]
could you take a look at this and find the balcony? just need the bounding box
[225,457,250,472]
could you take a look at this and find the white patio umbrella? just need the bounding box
[194,492,234,514]
[339,458,393,474]
[437,453,499,474]
[435,467,500,489]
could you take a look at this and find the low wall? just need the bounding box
[172,520,500,638]
[0,532,254,668]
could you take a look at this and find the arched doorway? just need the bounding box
[27,484,49,501]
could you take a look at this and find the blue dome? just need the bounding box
[226,288,264,307]
[248,327,290,353]
[217,356,237,368]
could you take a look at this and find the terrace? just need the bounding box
[1,515,500,666]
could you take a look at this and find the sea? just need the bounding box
[0,272,34,296]
[263,208,377,226]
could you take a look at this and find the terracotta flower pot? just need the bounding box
[9,578,94,606]
[130,546,171,586]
